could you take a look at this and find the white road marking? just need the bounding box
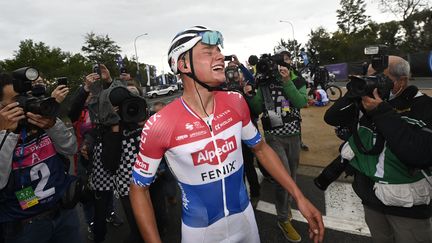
[251,168,371,237]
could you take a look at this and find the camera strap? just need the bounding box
[261,85,275,111]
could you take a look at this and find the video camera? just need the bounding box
[346,45,393,100]
[249,53,291,85]
[109,86,148,124]
[12,67,60,119]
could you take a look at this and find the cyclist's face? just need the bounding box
[191,42,226,85]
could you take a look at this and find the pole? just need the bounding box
[134,33,148,85]
[279,20,297,68]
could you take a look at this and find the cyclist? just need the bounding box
[130,26,324,243]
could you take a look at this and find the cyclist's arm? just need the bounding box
[130,184,161,243]
[130,114,167,243]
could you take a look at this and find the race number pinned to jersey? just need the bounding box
[281,99,291,113]
[15,186,39,210]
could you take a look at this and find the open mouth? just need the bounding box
[212,64,225,72]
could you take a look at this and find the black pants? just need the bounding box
[242,143,260,197]
[93,191,112,243]
[149,177,168,237]
[120,196,144,243]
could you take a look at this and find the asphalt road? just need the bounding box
[79,171,372,243]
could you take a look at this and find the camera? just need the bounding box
[109,86,148,123]
[93,64,101,76]
[56,77,68,86]
[12,67,60,118]
[346,45,393,100]
[249,53,290,85]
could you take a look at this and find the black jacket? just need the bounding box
[324,86,432,219]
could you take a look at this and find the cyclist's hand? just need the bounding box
[297,196,324,243]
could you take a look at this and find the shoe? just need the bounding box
[277,220,301,242]
[106,212,124,227]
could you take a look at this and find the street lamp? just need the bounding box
[279,20,297,68]
[134,33,148,85]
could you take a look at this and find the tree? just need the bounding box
[377,0,431,51]
[336,0,369,34]
[81,32,121,76]
[274,38,301,63]
[377,0,430,21]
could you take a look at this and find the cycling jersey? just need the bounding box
[132,91,262,242]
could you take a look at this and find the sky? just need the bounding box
[0,0,395,74]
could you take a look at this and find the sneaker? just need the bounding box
[277,220,301,242]
[106,212,124,227]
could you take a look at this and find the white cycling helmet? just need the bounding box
[168,26,224,74]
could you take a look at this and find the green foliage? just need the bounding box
[81,32,121,77]
[336,0,369,34]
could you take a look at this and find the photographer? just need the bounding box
[0,72,81,243]
[84,65,146,243]
[245,47,308,242]
[324,55,432,243]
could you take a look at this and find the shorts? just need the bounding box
[181,203,260,243]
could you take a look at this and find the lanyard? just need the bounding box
[17,128,27,189]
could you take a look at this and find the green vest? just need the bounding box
[349,118,427,184]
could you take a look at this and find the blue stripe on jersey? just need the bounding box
[224,165,249,215]
[132,170,154,187]
[242,132,261,147]
[179,180,224,227]
[178,165,249,228]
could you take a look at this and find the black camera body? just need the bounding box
[249,53,290,85]
[109,86,148,124]
[346,45,393,100]
[12,67,59,119]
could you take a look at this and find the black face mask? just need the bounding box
[31,84,46,97]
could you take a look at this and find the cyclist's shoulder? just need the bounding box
[143,99,183,134]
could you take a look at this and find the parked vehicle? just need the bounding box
[146,84,177,98]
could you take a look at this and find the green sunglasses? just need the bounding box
[199,31,224,48]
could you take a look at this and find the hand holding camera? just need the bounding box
[26,112,56,130]
[279,65,291,82]
[0,102,25,131]
[51,85,69,103]
[361,88,383,111]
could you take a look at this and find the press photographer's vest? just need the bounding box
[348,124,426,184]
[261,75,303,136]
[0,133,73,223]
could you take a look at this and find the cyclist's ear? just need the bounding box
[178,54,190,73]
